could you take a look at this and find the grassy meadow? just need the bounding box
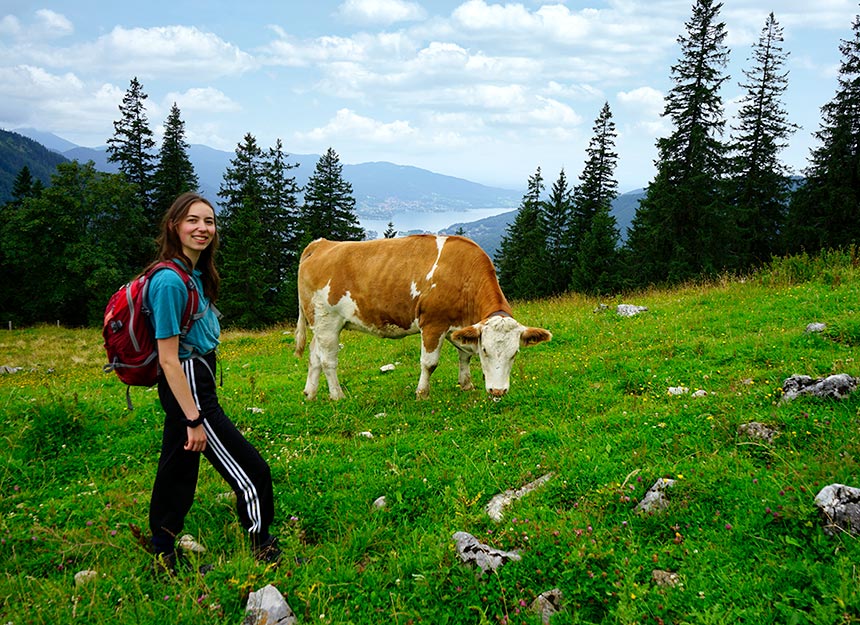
[3,250,860,624]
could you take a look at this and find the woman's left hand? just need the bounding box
[184,424,207,452]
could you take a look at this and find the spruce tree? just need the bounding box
[106,77,157,229]
[625,0,731,285]
[785,12,860,253]
[263,138,302,320]
[494,167,551,300]
[570,102,621,294]
[541,168,574,295]
[217,133,273,327]
[729,13,797,267]
[153,103,199,216]
[383,222,397,238]
[299,147,364,246]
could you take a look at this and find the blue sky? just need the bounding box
[0,1,857,191]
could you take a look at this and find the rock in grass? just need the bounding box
[617,304,648,317]
[452,531,521,576]
[485,473,553,522]
[635,478,676,514]
[805,322,826,333]
[651,569,681,587]
[814,484,860,536]
[781,373,857,402]
[738,422,779,444]
[243,584,296,625]
[529,588,563,624]
[179,534,206,553]
[74,570,98,586]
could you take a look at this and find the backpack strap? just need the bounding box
[146,261,203,353]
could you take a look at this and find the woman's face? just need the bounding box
[177,201,216,260]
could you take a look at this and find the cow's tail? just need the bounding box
[294,304,307,358]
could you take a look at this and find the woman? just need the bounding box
[145,192,279,573]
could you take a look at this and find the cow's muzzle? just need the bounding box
[488,388,508,399]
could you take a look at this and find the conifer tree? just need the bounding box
[494,167,551,300]
[785,12,860,253]
[541,168,574,295]
[217,133,273,327]
[383,222,397,238]
[299,147,363,246]
[263,138,302,320]
[107,77,157,229]
[729,13,797,267]
[570,103,621,294]
[153,103,199,216]
[10,166,39,204]
[625,0,731,285]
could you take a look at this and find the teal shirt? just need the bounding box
[146,261,220,360]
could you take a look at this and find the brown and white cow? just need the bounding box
[294,235,551,399]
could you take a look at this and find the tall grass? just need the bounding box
[2,252,860,624]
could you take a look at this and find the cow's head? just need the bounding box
[451,315,552,397]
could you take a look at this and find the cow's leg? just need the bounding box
[303,335,323,399]
[317,312,347,400]
[303,313,346,400]
[454,343,475,391]
[417,331,444,399]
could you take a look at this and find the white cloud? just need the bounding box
[71,25,256,79]
[617,86,665,117]
[0,14,22,37]
[34,9,73,38]
[337,0,426,25]
[164,88,241,114]
[297,108,417,144]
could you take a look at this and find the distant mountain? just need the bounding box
[441,188,645,258]
[0,129,68,202]
[11,128,522,217]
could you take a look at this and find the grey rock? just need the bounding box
[617,304,648,317]
[529,588,563,624]
[782,374,857,402]
[452,531,521,575]
[486,473,553,522]
[651,569,680,587]
[74,570,98,586]
[243,584,296,625]
[738,422,779,444]
[814,484,860,536]
[805,322,827,333]
[635,478,676,514]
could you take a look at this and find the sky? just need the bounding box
[0,1,857,192]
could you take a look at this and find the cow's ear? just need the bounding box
[521,327,552,347]
[451,325,481,346]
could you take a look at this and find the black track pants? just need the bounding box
[149,352,274,553]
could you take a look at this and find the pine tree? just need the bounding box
[263,138,302,320]
[625,0,731,285]
[217,133,273,327]
[785,12,860,253]
[106,77,157,229]
[494,167,551,300]
[153,103,199,216]
[383,222,397,238]
[729,13,797,267]
[541,168,574,295]
[10,166,38,204]
[299,147,364,245]
[570,103,622,294]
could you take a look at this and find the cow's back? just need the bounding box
[297,235,509,333]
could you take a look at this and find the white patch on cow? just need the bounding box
[478,316,524,394]
[411,280,420,299]
[425,236,447,281]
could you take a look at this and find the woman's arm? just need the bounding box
[157,335,207,452]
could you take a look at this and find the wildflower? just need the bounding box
[725,523,732,530]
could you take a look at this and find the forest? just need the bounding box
[1,0,858,328]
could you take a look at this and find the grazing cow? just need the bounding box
[294,235,552,399]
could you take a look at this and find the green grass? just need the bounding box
[3,251,860,624]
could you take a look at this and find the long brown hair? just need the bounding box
[149,192,221,301]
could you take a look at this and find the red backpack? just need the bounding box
[103,261,200,408]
